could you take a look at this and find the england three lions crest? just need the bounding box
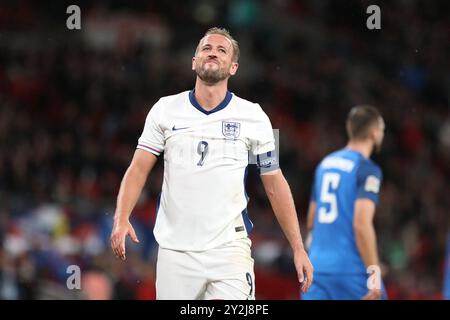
[222,121,241,139]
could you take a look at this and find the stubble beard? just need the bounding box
[195,61,230,85]
[374,140,383,153]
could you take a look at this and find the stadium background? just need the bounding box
[0,0,448,299]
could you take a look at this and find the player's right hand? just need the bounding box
[110,219,139,260]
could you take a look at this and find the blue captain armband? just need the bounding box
[256,150,279,174]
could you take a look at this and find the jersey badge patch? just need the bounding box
[222,121,241,139]
[365,175,380,193]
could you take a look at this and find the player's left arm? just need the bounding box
[252,106,313,291]
[353,162,383,299]
[354,199,379,270]
[261,169,314,292]
[354,198,381,300]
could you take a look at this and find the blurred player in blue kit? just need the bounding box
[303,105,387,300]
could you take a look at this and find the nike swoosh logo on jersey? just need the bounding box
[172,125,189,131]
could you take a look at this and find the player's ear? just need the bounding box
[229,62,239,76]
[192,57,196,71]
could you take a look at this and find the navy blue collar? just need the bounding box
[189,89,232,115]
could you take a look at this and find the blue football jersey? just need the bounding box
[444,234,450,300]
[309,148,383,274]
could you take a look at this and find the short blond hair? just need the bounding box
[195,27,240,63]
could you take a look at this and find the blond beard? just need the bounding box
[195,62,230,84]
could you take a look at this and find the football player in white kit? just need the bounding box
[111,27,313,300]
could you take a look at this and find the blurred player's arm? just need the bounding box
[111,149,158,260]
[306,201,316,232]
[353,198,379,269]
[353,198,381,299]
[305,172,318,249]
[261,169,314,292]
[305,201,316,250]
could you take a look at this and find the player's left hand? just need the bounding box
[294,248,314,293]
[362,288,382,300]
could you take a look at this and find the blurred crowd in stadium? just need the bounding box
[0,0,449,299]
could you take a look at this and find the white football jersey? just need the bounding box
[137,90,277,251]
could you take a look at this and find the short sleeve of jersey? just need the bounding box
[137,100,164,156]
[250,104,276,156]
[356,160,383,204]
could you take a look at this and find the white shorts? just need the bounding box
[156,237,255,300]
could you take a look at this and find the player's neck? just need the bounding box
[346,140,373,159]
[194,79,229,111]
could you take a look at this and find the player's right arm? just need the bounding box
[110,149,158,260]
[111,100,164,260]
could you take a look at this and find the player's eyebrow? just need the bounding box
[201,43,228,52]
